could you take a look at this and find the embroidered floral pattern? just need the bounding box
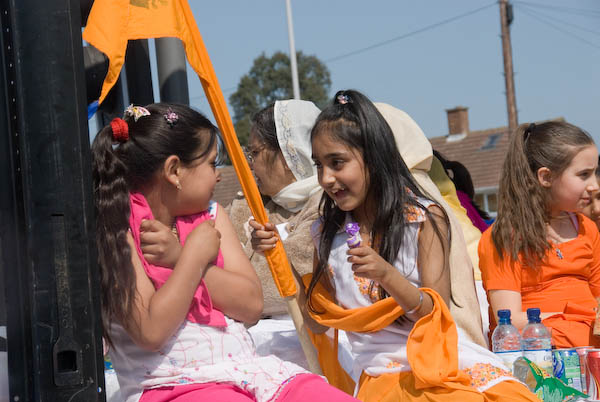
[276,102,312,180]
[385,361,402,369]
[403,188,428,224]
[327,264,335,277]
[354,275,380,303]
[464,362,514,389]
[404,204,427,223]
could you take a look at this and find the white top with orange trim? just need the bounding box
[311,198,514,392]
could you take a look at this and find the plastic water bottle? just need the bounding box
[521,307,553,375]
[491,309,522,373]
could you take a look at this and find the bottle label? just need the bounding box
[494,350,522,373]
[523,349,553,374]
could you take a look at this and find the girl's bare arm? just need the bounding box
[202,204,263,324]
[375,205,451,320]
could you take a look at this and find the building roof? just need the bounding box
[429,118,564,191]
[429,125,509,191]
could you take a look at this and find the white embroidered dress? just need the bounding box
[311,199,515,392]
[109,317,307,402]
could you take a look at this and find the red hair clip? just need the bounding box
[110,118,129,142]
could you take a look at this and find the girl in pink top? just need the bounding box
[92,103,358,402]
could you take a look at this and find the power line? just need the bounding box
[325,2,496,63]
[517,5,600,51]
[518,4,600,36]
[514,1,600,18]
[191,3,497,101]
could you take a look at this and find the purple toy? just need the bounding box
[345,222,361,248]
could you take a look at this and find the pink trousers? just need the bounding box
[138,373,358,402]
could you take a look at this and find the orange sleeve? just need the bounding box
[478,227,522,292]
[581,214,600,297]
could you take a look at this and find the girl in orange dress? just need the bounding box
[479,121,600,348]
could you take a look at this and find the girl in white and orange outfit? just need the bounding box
[302,90,537,401]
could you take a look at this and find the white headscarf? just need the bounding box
[270,100,322,212]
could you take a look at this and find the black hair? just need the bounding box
[308,90,450,309]
[250,103,280,165]
[91,103,220,344]
[434,150,490,221]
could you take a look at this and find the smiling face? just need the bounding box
[311,130,370,215]
[546,145,599,214]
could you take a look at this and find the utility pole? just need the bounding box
[285,0,301,100]
[499,0,518,135]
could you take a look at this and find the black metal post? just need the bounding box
[156,37,190,104]
[0,0,104,400]
[125,39,155,106]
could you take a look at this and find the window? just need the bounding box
[474,188,498,218]
[487,193,498,213]
[474,193,484,210]
[480,134,502,150]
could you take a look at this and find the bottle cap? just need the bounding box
[497,309,511,324]
[527,307,541,323]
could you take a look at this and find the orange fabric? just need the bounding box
[356,372,538,402]
[83,0,296,297]
[307,328,356,395]
[303,275,482,397]
[302,275,404,332]
[479,213,600,348]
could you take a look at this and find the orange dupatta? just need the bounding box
[303,274,476,397]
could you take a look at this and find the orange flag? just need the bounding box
[83,0,297,297]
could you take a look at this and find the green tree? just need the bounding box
[229,51,331,146]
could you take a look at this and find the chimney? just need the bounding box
[446,106,469,139]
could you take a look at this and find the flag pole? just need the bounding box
[82,0,322,375]
[285,0,301,100]
[185,8,322,374]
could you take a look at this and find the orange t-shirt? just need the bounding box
[479,213,600,348]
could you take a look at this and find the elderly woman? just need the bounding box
[236,100,487,349]
[227,100,322,317]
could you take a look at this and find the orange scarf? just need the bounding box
[303,275,474,397]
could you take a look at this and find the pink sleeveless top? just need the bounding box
[129,192,226,327]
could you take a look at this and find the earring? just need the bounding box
[175,181,182,190]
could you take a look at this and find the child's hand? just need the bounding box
[347,245,394,284]
[184,220,221,266]
[248,219,279,254]
[140,219,182,268]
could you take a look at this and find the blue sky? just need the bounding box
[152,1,600,143]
